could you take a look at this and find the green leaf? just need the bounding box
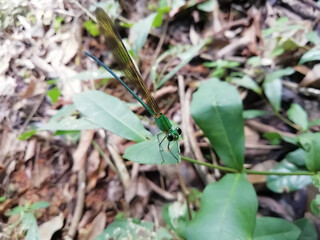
[19,130,37,140]
[197,0,217,12]
[53,16,64,32]
[287,103,308,131]
[266,160,312,193]
[30,201,50,210]
[156,40,208,89]
[7,206,26,216]
[311,197,320,216]
[243,110,269,119]
[253,217,301,240]
[40,105,100,131]
[306,31,320,45]
[124,135,180,165]
[294,218,318,240]
[263,68,294,112]
[204,59,240,68]
[263,132,281,145]
[285,148,306,167]
[84,20,100,37]
[298,133,320,171]
[247,56,262,67]
[47,87,61,103]
[263,132,298,145]
[130,13,157,56]
[74,90,152,142]
[263,78,282,112]
[265,67,295,82]
[299,48,320,64]
[186,174,258,240]
[191,78,244,169]
[229,75,262,94]
[0,196,6,202]
[21,213,39,240]
[96,218,173,240]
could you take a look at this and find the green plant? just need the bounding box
[6,201,50,240]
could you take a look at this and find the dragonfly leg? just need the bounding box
[167,140,179,163]
[157,132,166,152]
[157,132,168,164]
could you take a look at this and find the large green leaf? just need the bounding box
[123,135,180,165]
[186,174,258,240]
[266,160,312,193]
[298,133,320,171]
[287,103,308,131]
[74,90,152,142]
[191,78,245,169]
[294,218,318,240]
[253,217,301,240]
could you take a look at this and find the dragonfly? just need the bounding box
[85,7,182,163]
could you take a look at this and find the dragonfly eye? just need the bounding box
[167,134,173,142]
[176,127,182,135]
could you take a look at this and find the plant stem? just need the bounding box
[181,156,315,176]
[181,156,240,173]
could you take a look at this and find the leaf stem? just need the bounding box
[181,156,315,176]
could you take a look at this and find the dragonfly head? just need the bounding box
[167,127,182,142]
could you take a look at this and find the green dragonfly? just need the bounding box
[85,7,181,162]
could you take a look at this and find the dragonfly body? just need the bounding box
[85,7,181,162]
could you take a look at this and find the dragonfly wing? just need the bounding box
[96,8,161,117]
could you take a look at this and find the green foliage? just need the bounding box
[229,75,262,94]
[130,13,158,56]
[263,67,295,112]
[247,56,262,67]
[267,160,312,193]
[287,103,308,131]
[151,40,209,89]
[306,31,320,45]
[40,104,99,131]
[74,90,151,142]
[253,217,301,240]
[6,201,50,240]
[197,0,217,12]
[191,78,245,169]
[73,90,180,164]
[96,218,173,240]
[243,110,269,119]
[47,86,61,103]
[53,16,64,32]
[298,133,320,171]
[299,48,320,64]
[262,17,306,57]
[19,130,37,140]
[84,19,100,37]
[123,135,181,164]
[204,59,241,78]
[294,218,318,240]
[186,174,258,240]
